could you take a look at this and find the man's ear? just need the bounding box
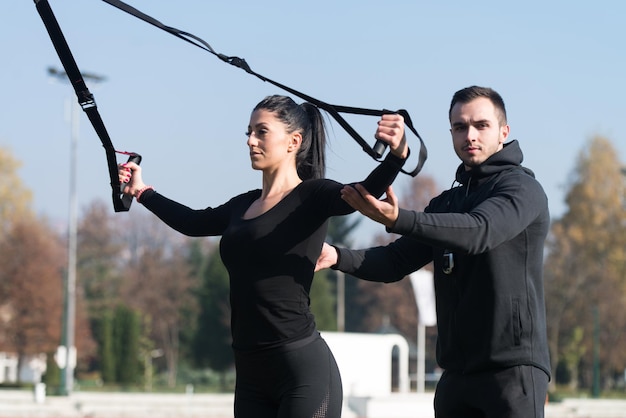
[500,124,510,143]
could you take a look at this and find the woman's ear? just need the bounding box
[289,132,303,151]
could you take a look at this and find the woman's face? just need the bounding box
[246,109,299,171]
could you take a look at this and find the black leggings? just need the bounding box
[233,334,343,418]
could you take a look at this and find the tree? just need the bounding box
[179,239,207,361]
[77,200,125,375]
[310,270,337,331]
[78,201,126,317]
[99,310,116,384]
[0,217,64,383]
[0,146,32,231]
[352,174,439,337]
[120,214,197,388]
[42,350,62,390]
[192,246,233,387]
[327,213,361,243]
[544,136,626,391]
[0,147,96,385]
[113,305,141,385]
[97,304,142,386]
[317,216,361,332]
[347,174,441,376]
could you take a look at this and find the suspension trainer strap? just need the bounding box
[101,0,427,176]
[34,0,140,212]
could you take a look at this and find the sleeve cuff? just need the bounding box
[330,245,342,270]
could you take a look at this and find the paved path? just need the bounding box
[1,389,626,417]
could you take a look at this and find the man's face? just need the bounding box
[449,97,510,170]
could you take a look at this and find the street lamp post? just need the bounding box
[48,66,106,396]
[336,270,345,332]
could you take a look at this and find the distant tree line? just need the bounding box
[1,136,625,396]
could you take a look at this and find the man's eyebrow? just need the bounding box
[452,119,491,127]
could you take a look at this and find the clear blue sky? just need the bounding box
[1,1,624,245]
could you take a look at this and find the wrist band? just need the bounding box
[135,185,154,203]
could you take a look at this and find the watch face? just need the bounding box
[443,251,454,275]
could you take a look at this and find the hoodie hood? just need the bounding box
[455,140,535,185]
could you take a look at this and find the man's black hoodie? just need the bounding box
[335,140,551,378]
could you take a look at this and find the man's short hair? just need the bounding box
[449,86,507,126]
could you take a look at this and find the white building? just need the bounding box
[0,351,47,384]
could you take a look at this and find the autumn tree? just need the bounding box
[544,136,626,391]
[0,146,34,360]
[0,217,64,383]
[77,200,126,375]
[348,174,441,377]
[78,201,127,316]
[120,212,197,388]
[0,147,90,386]
[353,174,440,337]
[0,146,32,231]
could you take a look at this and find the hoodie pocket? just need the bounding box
[512,297,522,346]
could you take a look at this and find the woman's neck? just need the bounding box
[260,168,302,200]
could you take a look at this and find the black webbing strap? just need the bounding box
[34,0,138,212]
[101,0,428,177]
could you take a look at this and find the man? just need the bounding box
[316,86,551,417]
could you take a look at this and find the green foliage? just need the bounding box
[114,305,141,385]
[327,216,360,247]
[192,248,233,375]
[557,327,587,388]
[178,240,206,360]
[163,363,236,393]
[42,352,61,394]
[99,312,116,383]
[97,306,142,385]
[310,271,337,331]
[319,216,362,332]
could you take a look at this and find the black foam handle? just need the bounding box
[372,109,398,158]
[372,140,388,158]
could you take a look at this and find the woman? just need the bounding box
[119,95,408,417]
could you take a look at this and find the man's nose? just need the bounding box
[466,126,478,141]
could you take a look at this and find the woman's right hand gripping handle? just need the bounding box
[118,161,147,201]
